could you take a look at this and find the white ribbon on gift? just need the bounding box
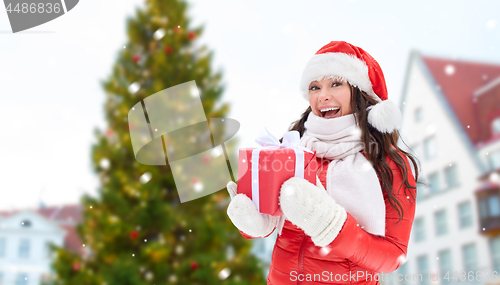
[251,127,314,236]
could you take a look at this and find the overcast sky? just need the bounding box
[1,0,499,210]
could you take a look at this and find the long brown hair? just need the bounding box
[280,85,420,223]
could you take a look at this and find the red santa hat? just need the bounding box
[300,41,401,133]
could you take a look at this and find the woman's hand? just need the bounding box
[226,181,279,238]
[279,177,347,247]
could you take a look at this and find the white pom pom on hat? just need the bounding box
[300,41,402,134]
[366,97,402,133]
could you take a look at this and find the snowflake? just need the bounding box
[444,64,455,76]
[218,268,231,280]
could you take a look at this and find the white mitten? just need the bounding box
[226,181,279,238]
[279,177,347,247]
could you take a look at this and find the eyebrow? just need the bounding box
[309,78,334,85]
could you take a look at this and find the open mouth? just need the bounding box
[320,108,341,119]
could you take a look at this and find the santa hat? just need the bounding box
[300,41,401,133]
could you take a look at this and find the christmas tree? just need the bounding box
[44,0,267,284]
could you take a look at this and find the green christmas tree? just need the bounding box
[44,0,267,284]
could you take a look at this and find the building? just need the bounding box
[386,51,500,285]
[0,205,83,285]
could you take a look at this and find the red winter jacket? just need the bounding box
[238,151,417,285]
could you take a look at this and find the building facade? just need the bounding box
[386,51,500,285]
[0,205,83,285]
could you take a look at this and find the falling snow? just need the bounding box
[194,182,203,192]
[490,172,500,182]
[153,28,166,40]
[218,268,231,280]
[140,172,152,184]
[444,64,455,75]
[100,158,110,169]
[128,82,140,94]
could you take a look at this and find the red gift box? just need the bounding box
[237,147,318,216]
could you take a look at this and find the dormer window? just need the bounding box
[20,220,31,228]
[493,117,500,136]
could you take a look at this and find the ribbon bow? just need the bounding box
[255,127,313,153]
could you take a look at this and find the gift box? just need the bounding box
[236,129,318,216]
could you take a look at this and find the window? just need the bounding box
[18,239,30,259]
[458,201,473,229]
[395,262,409,285]
[479,196,500,218]
[489,149,500,170]
[20,220,31,228]
[414,217,425,242]
[417,255,429,285]
[428,172,440,194]
[0,238,5,257]
[435,209,448,236]
[424,136,437,160]
[408,145,422,174]
[489,196,500,216]
[438,249,452,282]
[462,243,477,272]
[14,273,28,285]
[415,107,423,123]
[490,236,500,273]
[480,198,489,218]
[416,181,426,200]
[492,117,500,136]
[444,164,459,189]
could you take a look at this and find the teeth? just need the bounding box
[320,107,340,112]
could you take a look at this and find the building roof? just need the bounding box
[473,83,500,147]
[0,204,84,255]
[421,56,500,146]
[37,204,84,224]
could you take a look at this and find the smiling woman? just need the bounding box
[225,41,421,285]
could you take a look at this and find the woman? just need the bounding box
[226,41,420,285]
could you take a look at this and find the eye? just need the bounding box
[309,81,342,91]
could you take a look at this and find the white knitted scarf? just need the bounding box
[279,111,386,237]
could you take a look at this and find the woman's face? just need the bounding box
[308,77,352,119]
